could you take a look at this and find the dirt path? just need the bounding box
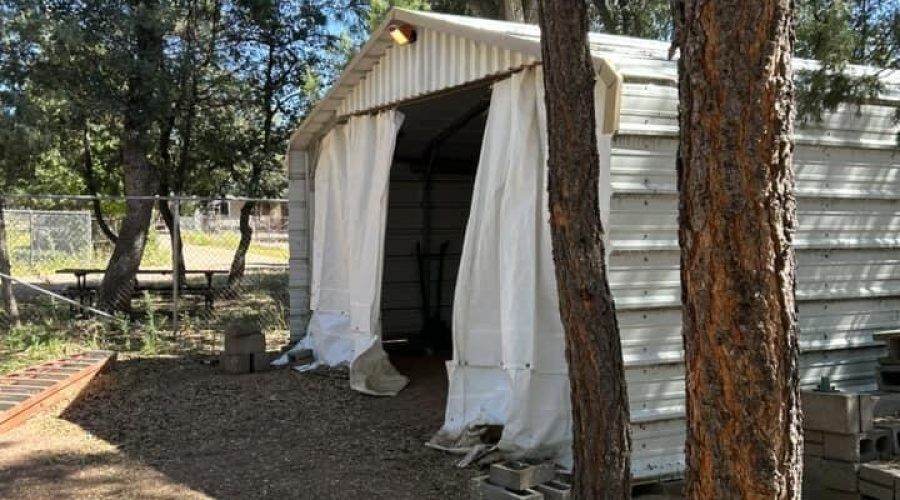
[0,354,474,499]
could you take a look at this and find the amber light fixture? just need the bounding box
[389,23,417,45]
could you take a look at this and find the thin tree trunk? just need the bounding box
[82,128,118,245]
[227,201,255,288]
[672,0,802,498]
[0,198,20,325]
[538,2,631,499]
[96,0,162,313]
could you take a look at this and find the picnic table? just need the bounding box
[56,268,229,309]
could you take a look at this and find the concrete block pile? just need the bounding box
[220,322,269,374]
[470,460,570,500]
[803,389,900,500]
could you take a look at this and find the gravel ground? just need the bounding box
[0,354,476,499]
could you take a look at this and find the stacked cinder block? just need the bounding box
[471,460,570,500]
[875,330,900,393]
[802,386,900,500]
[220,322,269,374]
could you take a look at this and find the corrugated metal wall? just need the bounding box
[609,77,900,479]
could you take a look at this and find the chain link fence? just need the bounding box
[0,195,290,372]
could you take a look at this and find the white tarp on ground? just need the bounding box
[431,67,612,467]
[299,110,409,396]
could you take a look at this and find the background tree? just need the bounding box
[538,1,631,498]
[671,0,803,497]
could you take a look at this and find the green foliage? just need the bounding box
[795,0,900,123]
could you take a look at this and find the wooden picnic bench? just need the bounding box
[56,268,229,310]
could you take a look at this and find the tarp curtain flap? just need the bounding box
[294,110,409,397]
[430,66,613,467]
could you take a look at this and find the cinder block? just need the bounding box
[220,353,251,374]
[481,480,544,500]
[224,333,265,355]
[859,462,900,488]
[804,455,826,490]
[858,480,893,500]
[877,366,900,393]
[803,391,863,434]
[288,348,314,365]
[806,442,824,457]
[489,460,556,491]
[871,391,900,418]
[534,480,570,500]
[820,489,861,500]
[251,351,270,372]
[823,430,891,462]
[806,430,826,444]
[874,418,900,456]
[860,394,876,432]
[873,330,900,359]
[470,475,489,500]
[818,459,859,492]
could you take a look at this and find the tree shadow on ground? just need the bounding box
[27,354,473,500]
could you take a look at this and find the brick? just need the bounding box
[859,480,893,500]
[481,480,544,500]
[489,461,556,491]
[219,353,251,374]
[818,459,859,492]
[470,475,489,500]
[803,391,863,434]
[823,430,891,463]
[534,480,570,500]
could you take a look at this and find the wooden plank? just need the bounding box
[0,350,116,434]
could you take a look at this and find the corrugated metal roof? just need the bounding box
[289,9,900,154]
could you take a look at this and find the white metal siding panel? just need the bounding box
[334,27,535,118]
[610,79,899,480]
[288,150,311,341]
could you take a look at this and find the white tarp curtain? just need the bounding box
[432,67,613,467]
[301,110,409,396]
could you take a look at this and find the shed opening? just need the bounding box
[381,84,492,357]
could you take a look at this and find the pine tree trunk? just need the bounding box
[96,0,162,313]
[673,0,802,498]
[537,2,631,499]
[0,198,20,325]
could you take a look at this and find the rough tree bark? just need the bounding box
[96,1,162,312]
[0,198,20,325]
[538,1,631,499]
[672,0,803,498]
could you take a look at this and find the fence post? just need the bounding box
[28,210,34,266]
[171,197,181,337]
